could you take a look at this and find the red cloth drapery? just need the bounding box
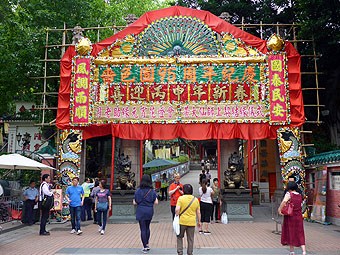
[57,6,304,140]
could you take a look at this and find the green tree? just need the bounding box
[0,0,169,118]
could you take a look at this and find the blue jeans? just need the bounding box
[81,197,92,221]
[97,210,108,230]
[139,220,151,248]
[70,206,81,230]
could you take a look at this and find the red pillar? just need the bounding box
[140,140,143,181]
[247,140,252,216]
[109,135,115,217]
[217,139,221,187]
[110,136,115,191]
[217,139,221,219]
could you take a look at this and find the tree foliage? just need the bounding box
[0,0,169,117]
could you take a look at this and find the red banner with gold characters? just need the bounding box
[71,57,91,124]
[63,13,299,128]
[269,55,289,124]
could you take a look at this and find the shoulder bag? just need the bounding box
[281,195,294,216]
[144,189,152,199]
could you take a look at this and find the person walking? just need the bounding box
[133,175,158,254]
[39,174,55,236]
[23,180,39,225]
[91,180,100,224]
[278,181,307,255]
[169,173,183,219]
[205,169,211,186]
[201,159,205,171]
[205,160,211,171]
[81,178,94,221]
[65,177,85,235]
[160,173,169,201]
[211,178,222,223]
[199,170,206,185]
[198,178,214,235]
[212,156,216,168]
[175,184,201,255]
[95,180,111,235]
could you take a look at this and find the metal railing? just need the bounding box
[271,195,283,235]
[0,196,22,224]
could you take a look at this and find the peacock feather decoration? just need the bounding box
[137,16,219,57]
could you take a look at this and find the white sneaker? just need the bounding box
[98,226,102,232]
[100,230,104,235]
[77,230,83,235]
[70,229,76,234]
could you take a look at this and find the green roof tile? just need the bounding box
[305,150,340,165]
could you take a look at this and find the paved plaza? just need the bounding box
[1,169,340,255]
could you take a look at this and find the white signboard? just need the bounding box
[330,174,340,190]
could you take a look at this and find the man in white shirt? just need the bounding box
[39,174,54,235]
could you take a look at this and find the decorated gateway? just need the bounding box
[56,6,305,218]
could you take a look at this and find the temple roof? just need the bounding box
[305,150,340,166]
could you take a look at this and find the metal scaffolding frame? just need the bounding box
[32,21,323,150]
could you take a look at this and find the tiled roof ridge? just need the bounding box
[305,150,340,166]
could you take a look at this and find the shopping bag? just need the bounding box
[173,215,180,235]
[221,212,228,224]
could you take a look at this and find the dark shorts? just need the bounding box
[200,201,213,223]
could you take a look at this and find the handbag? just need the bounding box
[281,201,294,216]
[97,202,108,211]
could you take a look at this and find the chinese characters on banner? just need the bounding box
[98,63,261,104]
[72,58,91,124]
[70,57,291,124]
[99,64,260,86]
[93,103,266,123]
[269,55,288,123]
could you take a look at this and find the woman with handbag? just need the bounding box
[133,175,158,254]
[278,181,307,255]
[175,184,201,255]
[94,180,111,235]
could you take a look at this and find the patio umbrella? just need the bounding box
[0,154,55,171]
[143,158,179,168]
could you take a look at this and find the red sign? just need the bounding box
[72,58,90,124]
[269,55,288,123]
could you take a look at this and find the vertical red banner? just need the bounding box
[269,55,288,123]
[73,58,91,124]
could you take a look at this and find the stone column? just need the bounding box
[121,139,141,186]
[109,139,140,223]
[220,139,239,182]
